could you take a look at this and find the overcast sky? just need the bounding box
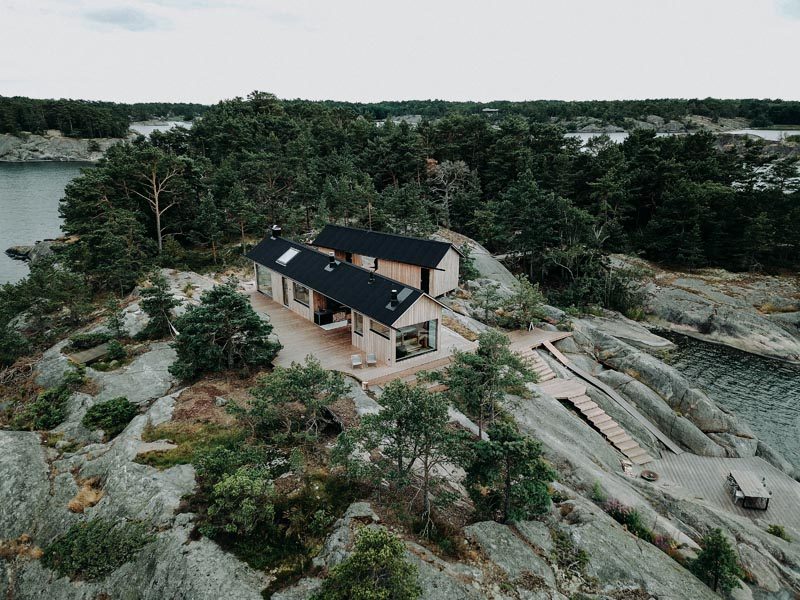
[1,0,799,104]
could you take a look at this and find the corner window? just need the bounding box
[396,319,438,361]
[293,282,310,306]
[370,320,391,339]
[354,312,363,336]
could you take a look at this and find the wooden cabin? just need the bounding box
[312,224,461,297]
[248,232,444,366]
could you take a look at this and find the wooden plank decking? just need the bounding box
[249,292,476,383]
[650,453,800,532]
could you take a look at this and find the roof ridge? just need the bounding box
[319,223,452,247]
[264,236,418,291]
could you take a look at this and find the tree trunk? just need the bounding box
[155,204,163,252]
[503,455,512,523]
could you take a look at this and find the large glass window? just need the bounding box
[395,319,438,361]
[370,320,391,339]
[353,312,363,336]
[293,282,310,306]
[256,264,271,293]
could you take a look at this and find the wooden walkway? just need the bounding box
[542,340,684,456]
[519,347,653,465]
[650,453,800,532]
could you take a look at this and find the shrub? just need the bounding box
[13,366,86,430]
[311,527,421,600]
[590,481,607,503]
[42,519,153,581]
[105,339,126,362]
[81,397,138,439]
[68,332,111,351]
[767,524,791,542]
[202,465,276,537]
[551,528,589,576]
[602,499,653,542]
[136,422,245,470]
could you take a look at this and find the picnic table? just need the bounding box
[728,469,772,510]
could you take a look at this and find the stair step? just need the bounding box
[603,426,625,438]
[608,432,631,444]
[573,400,597,411]
[631,453,654,465]
[615,439,639,451]
[538,373,556,382]
[583,407,606,419]
[624,446,648,459]
[571,394,592,403]
[591,414,615,428]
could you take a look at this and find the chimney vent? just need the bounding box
[368,272,375,284]
[271,224,282,238]
[390,289,398,308]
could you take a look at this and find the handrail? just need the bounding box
[542,341,684,455]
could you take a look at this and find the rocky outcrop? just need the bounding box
[0,377,268,599]
[0,131,122,162]
[613,255,800,363]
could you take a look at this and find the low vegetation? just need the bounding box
[41,519,153,581]
[767,524,792,542]
[11,366,86,431]
[81,397,138,439]
[310,527,421,600]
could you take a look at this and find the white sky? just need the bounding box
[1,0,799,104]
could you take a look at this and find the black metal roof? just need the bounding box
[312,224,459,269]
[247,236,426,328]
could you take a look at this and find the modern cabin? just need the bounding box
[247,231,445,366]
[312,224,461,297]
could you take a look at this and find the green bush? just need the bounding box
[13,366,86,431]
[767,524,791,542]
[311,527,421,600]
[68,332,111,351]
[81,397,138,439]
[105,339,127,362]
[42,519,153,581]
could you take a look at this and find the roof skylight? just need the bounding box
[276,248,300,266]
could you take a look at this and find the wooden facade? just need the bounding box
[315,245,460,297]
[256,263,443,366]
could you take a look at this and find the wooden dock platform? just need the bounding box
[650,453,800,532]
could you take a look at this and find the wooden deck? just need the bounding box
[249,292,476,383]
[649,453,800,532]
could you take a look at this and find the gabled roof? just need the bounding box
[247,236,430,328]
[312,224,460,269]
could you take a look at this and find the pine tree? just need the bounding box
[169,281,280,379]
[139,271,180,339]
[311,527,421,600]
[465,421,555,523]
[689,529,744,594]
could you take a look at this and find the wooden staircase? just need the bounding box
[517,348,653,465]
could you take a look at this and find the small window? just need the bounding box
[354,312,364,336]
[293,282,309,306]
[370,320,390,339]
[276,248,300,266]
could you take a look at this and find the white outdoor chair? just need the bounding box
[366,353,377,367]
[351,354,363,368]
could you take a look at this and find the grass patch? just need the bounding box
[42,519,153,581]
[136,421,245,469]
